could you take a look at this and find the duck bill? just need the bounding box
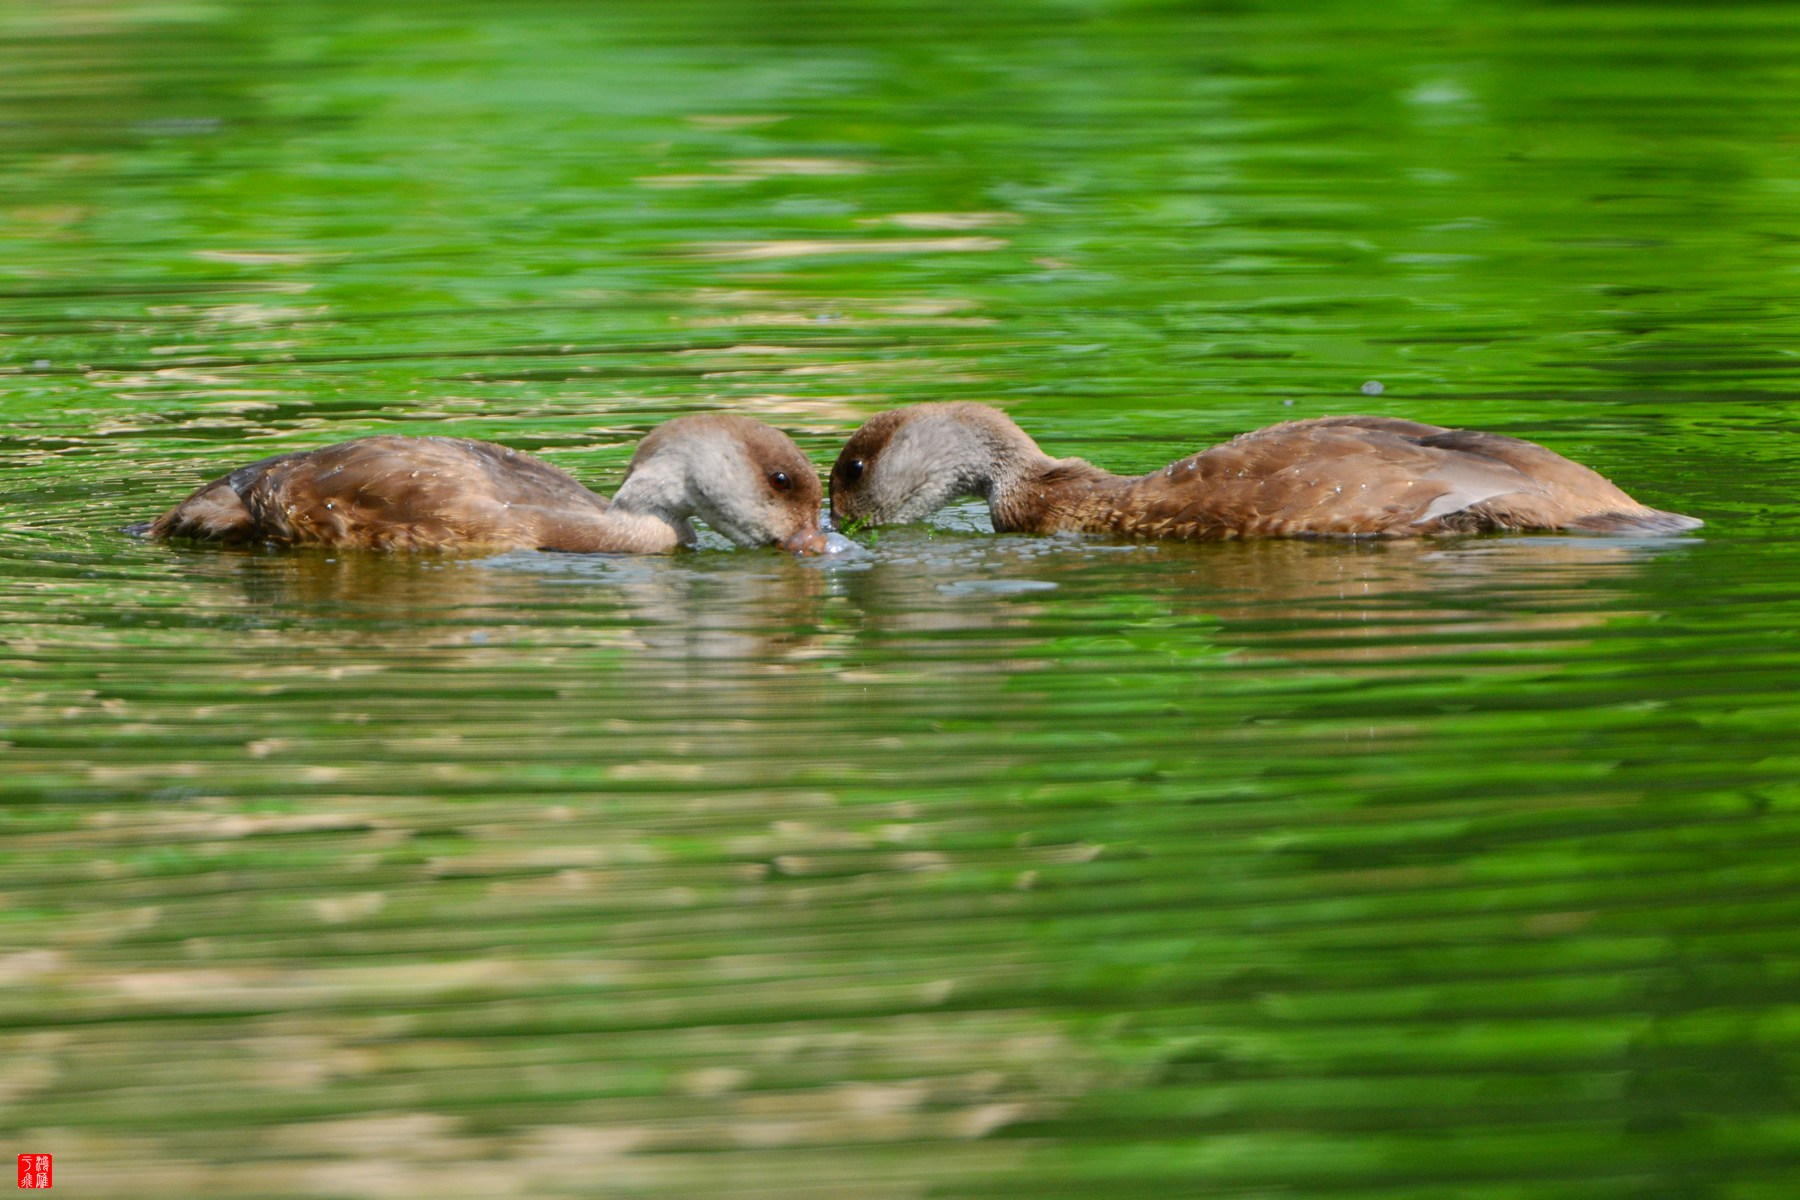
[781,525,830,556]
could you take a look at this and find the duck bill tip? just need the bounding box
[782,527,830,556]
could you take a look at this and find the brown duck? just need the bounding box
[829,403,1700,539]
[133,414,829,554]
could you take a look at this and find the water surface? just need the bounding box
[4,2,1799,1197]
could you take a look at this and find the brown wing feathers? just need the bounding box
[142,437,613,552]
[1009,417,1697,539]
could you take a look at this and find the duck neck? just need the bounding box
[990,455,1123,534]
[919,407,1063,521]
[928,409,1127,532]
[602,458,699,550]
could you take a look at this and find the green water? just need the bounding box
[4,1,1799,1196]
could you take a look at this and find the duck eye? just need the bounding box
[769,471,792,492]
[840,458,865,483]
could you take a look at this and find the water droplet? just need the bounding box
[1361,380,1385,396]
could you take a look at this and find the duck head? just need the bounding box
[615,414,827,554]
[830,403,1043,528]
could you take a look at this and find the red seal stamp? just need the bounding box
[17,1155,51,1189]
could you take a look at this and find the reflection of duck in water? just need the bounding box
[830,403,1701,539]
[205,543,839,666]
[131,415,829,554]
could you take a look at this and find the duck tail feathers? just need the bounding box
[1566,507,1703,535]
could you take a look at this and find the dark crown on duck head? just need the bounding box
[830,403,1047,526]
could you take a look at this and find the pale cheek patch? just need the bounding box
[877,422,987,520]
